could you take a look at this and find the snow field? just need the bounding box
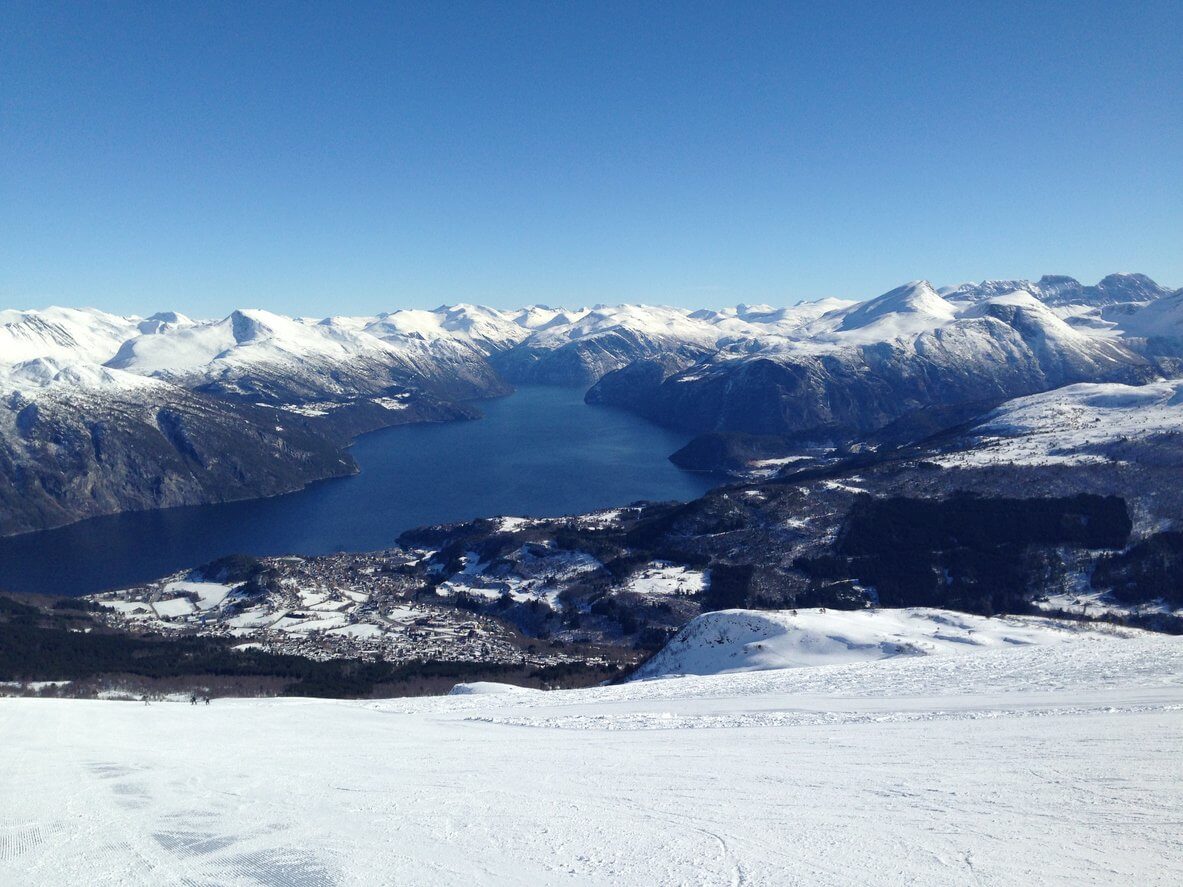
[2,615,1181,885]
[622,563,708,596]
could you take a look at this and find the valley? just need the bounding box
[5,273,1183,699]
[9,9,1179,883]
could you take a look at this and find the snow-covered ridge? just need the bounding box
[629,607,1136,680]
[0,357,166,396]
[1117,287,1183,339]
[0,306,144,365]
[2,273,1176,392]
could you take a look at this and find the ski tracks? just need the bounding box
[0,700,341,886]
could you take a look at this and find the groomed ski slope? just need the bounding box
[2,610,1182,885]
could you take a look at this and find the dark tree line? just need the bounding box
[795,493,1132,615]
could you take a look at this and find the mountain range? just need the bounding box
[1,272,1179,535]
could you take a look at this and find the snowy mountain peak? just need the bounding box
[1034,274,1083,298]
[227,308,300,344]
[942,273,1173,309]
[1114,288,1183,339]
[1092,272,1173,304]
[4,271,1174,416]
[136,311,194,336]
[0,306,141,366]
[962,289,1089,342]
[837,281,953,331]
[147,310,189,323]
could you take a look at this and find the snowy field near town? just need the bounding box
[2,610,1182,885]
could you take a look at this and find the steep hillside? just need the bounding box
[0,361,357,536]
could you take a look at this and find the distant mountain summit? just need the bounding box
[945,272,1173,308]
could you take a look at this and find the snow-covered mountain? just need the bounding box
[6,272,1175,409]
[1115,287,1183,343]
[943,271,1173,309]
[0,307,496,535]
[588,277,1173,439]
[105,307,508,403]
[0,307,143,365]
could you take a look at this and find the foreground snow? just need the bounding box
[2,619,1181,885]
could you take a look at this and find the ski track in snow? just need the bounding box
[2,632,1182,885]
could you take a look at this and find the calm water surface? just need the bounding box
[0,387,718,595]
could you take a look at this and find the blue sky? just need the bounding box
[2,1,1180,318]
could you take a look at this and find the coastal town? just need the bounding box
[88,543,636,671]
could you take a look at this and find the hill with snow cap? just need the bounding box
[629,607,1129,680]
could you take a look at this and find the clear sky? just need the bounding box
[2,1,1180,318]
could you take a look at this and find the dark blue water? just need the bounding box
[0,387,718,596]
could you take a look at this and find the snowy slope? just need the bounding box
[1118,288,1183,339]
[105,308,506,400]
[944,272,1174,310]
[933,378,1183,468]
[359,304,528,352]
[0,307,142,365]
[0,356,167,397]
[628,607,1129,679]
[831,280,958,342]
[2,622,1180,885]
